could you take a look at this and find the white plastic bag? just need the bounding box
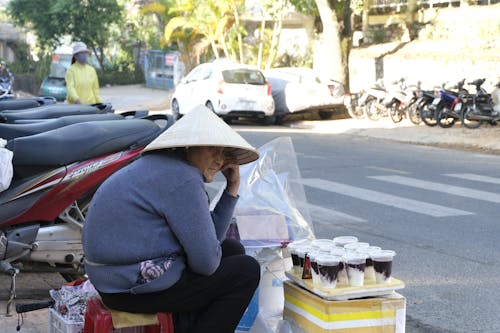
[233,136,314,244]
[0,140,13,192]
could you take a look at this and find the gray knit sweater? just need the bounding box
[82,152,237,294]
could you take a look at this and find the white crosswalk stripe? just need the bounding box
[299,178,474,217]
[370,175,500,204]
[205,181,365,224]
[307,203,367,224]
[445,173,500,185]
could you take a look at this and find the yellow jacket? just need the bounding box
[65,63,101,104]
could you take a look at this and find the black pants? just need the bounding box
[100,239,260,333]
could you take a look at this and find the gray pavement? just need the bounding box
[1,84,499,332]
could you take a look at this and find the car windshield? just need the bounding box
[45,77,66,86]
[222,69,265,85]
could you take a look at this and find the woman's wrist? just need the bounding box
[226,182,240,197]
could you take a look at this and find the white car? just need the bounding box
[171,61,275,124]
[264,67,345,121]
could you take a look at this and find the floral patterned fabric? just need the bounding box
[137,254,179,284]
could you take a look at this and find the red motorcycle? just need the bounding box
[0,116,170,314]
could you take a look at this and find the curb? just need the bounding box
[282,117,500,154]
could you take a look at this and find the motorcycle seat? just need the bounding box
[0,113,124,140]
[6,119,161,177]
[0,97,56,111]
[0,103,113,123]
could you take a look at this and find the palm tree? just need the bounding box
[164,0,238,61]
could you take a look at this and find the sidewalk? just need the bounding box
[100,84,171,112]
[285,117,500,154]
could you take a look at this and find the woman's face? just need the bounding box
[186,146,226,183]
[75,52,88,64]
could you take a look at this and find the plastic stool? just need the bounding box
[84,297,174,333]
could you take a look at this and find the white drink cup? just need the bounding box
[316,255,342,290]
[371,250,396,284]
[344,242,370,251]
[356,247,382,282]
[309,251,321,287]
[330,248,348,285]
[345,253,367,287]
[287,241,309,274]
[312,239,335,248]
[333,236,359,247]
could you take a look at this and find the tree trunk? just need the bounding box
[210,39,219,59]
[405,0,418,40]
[91,45,106,73]
[265,0,284,70]
[232,2,244,63]
[313,0,344,84]
[257,10,266,69]
[220,35,230,59]
[342,1,352,92]
[362,0,371,36]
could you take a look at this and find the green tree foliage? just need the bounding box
[8,0,123,72]
[143,0,246,70]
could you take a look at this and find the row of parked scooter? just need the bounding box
[344,78,500,129]
[0,97,175,315]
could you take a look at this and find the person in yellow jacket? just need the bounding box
[65,42,101,104]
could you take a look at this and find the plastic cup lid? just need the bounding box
[333,236,359,246]
[371,250,396,260]
[330,247,346,256]
[312,239,335,247]
[356,246,382,256]
[288,239,311,249]
[316,254,341,265]
[344,253,367,263]
[296,246,312,257]
[308,250,321,260]
[344,242,370,250]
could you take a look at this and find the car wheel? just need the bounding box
[261,116,276,125]
[319,111,333,120]
[275,115,284,125]
[172,99,181,120]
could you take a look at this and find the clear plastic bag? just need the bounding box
[216,136,314,245]
[49,280,98,323]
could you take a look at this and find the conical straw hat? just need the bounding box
[143,105,259,165]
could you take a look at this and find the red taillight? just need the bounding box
[266,81,272,96]
[217,80,224,94]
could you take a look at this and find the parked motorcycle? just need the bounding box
[386,78,421,124]
[435,79,468,128]
[0,96,56,111]
[461,79,498,129]
[0,113,124,140]
[358,80,390,121]
[0,115,171,314]
[0,103,114,123]
[417,88,438,126]
[344,92,365,119]
[0,77,14,100]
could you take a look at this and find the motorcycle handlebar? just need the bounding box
[16,300,55,314]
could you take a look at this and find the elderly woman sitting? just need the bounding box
[82,106,260,333]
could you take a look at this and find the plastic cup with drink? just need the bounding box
[316,254,342,290]
[371,250,396,284]
[344,253,367,287]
